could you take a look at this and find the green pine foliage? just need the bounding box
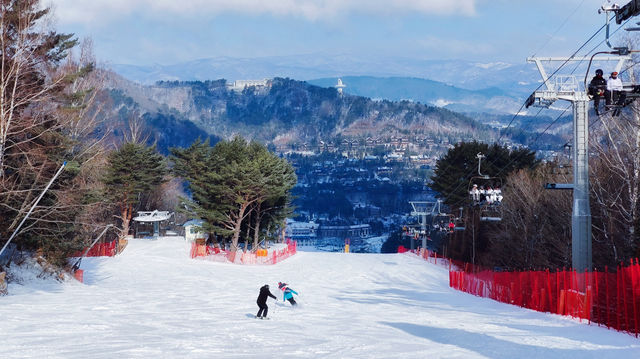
[171,137,296,251]
[430,141,538,208]
[103,143,168,236]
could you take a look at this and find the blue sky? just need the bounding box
[51,0,624,66]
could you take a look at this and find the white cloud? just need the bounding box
[51,0,478,25]
[417,35,492,56]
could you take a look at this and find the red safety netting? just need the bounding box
[401,247,640,337]
[190,240,297,265]
[72,241,118,258]
[449,260,640,337]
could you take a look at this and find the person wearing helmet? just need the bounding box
[278,282,299,306]
[607,71,626,116]
[588,69,607,116]
[256,284,277,319]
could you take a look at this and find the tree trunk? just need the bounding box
[230,202,250,251]
[120,204,133,240]
[253,202,262,249]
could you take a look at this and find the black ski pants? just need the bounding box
[256,301,269,317]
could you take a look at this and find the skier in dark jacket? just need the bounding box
[256,284,277,319]
[588,69,607,115]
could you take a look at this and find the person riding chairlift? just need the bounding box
[470,184,480,203]
[606,71,625,116]
[588,69,607,116]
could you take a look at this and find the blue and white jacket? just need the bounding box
[280,286,298,301]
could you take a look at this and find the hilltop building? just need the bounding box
[227,79,271,92]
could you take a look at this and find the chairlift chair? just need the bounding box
[582,6,640,115]
[468,153,503,222]
[452,208,466,231]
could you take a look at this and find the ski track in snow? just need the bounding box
[1,237,639,358]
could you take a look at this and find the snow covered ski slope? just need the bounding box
[1,237,639,358]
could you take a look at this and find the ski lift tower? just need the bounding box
[409,200,444,249]
[526,37,631,272]
[527,54,629,273]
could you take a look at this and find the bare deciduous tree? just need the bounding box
[485,166,572,270]
[0,1,109,265]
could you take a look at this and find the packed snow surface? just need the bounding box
[1,237,639,358]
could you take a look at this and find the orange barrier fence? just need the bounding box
[401,247,640,337]
[190,240,297,265]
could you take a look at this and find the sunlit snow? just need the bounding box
[1,237,639,358]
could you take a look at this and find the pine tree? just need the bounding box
[103,143,168,239]
[247,143,296,249]
[430,141,537,208]
[171,137,297,252]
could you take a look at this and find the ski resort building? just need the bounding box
[226,79,271,92]
[183,219,206,242]
[318,224,371,239]
[132,210,174,239]
[284,219,319,246]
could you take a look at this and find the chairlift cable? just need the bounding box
[496,20,609,145]
[433,9,640,228]
[441,101,572,209]
[514,16,633,159]
[559,17,636,151]
[530,0,588,58]
[568,17,629,75]
[488,16,634,179]
[496,104,572,177]
[434,16,619,213]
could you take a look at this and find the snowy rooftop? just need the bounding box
[132,210,173,223]
[1,237,639,358]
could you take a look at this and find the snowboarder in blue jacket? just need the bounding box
[278,282,298,306]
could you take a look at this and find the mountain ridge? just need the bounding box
[101,73,500,153]
[108,54,537,95]
[307,76,520,114]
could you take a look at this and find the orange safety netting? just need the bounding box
[190,240,297,265]
[402,247,640,337]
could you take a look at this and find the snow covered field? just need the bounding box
[1,236,639,358]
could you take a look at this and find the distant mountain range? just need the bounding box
[100,74,493,152]
[109,54,542,114]
[307,76,521,114]
[98,72,565,155]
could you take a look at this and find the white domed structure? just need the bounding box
[335,78,346,95]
